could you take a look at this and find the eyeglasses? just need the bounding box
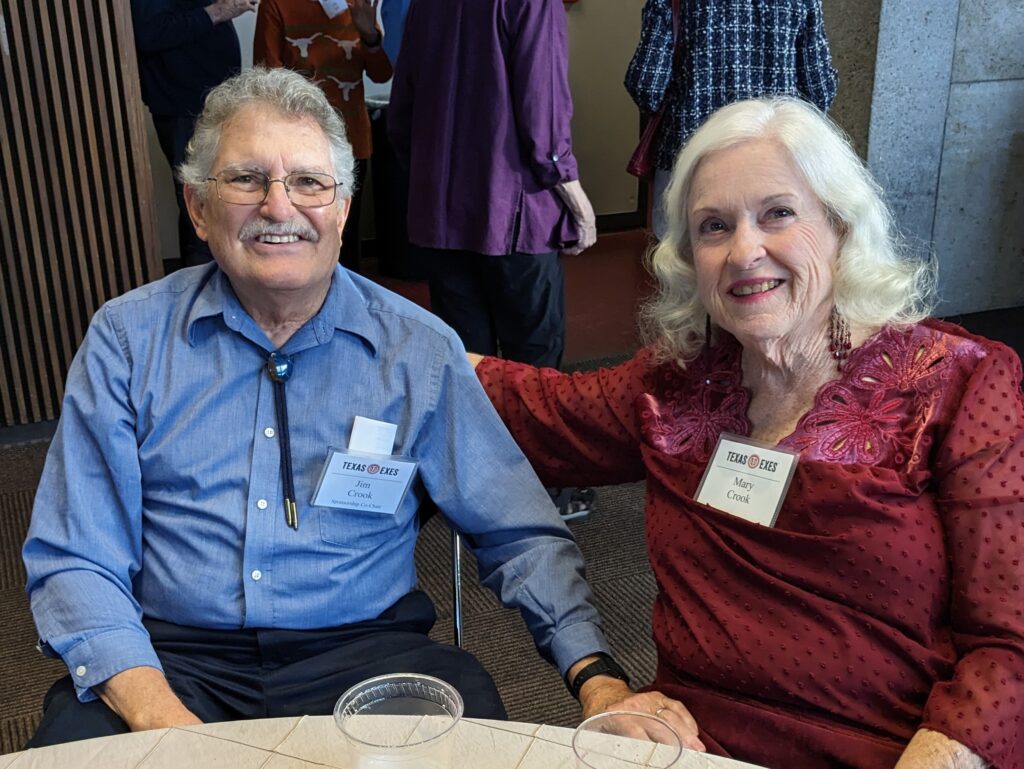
[206,170,341,207]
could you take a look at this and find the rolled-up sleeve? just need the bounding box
[23,306,162,702]
[413,332,608,674]
[506,0,578,189]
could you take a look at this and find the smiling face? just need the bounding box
[687,138,840,351]
[184,103,350,312]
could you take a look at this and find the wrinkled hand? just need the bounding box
[893,729,987,769]
[350,0,381,45]
[579,678,705,753]
[206,0,257,24]
[563,215,597,256]
[554,179,597,256]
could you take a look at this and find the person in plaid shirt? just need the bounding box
[625,0,837,236]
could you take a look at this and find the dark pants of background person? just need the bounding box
[151,114,213,267]
[26,591,505,748]
[426,249,565,369]
[339,159,369,274]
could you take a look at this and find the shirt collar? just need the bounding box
[186,266,380,356]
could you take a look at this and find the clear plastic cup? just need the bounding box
[572,711,683,768]
[333,673,464,769]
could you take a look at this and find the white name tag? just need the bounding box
[694,433,798,527]
[312,448,416,515]
[318,0,348,19]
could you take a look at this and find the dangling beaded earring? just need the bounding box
[828,307,851,371]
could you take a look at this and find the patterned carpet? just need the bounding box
[0,356,657,754]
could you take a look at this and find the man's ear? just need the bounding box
[335,195,353,240]
[183,185,211,242]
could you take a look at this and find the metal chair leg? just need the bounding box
[452,530,463,649]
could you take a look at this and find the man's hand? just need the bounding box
[95,666,202,733]
[555,180,597,256]
[350,0,382,46]
[206,0,258,24]
[578,675,705,753]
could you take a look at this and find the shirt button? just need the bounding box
[257,499,268,510]
[264,427,275,438]
[551,153,560,162]
[251,570,263,581]
[75,665,87,677]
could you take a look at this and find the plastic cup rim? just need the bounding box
[333,672,464,751]
[572,710,683,768]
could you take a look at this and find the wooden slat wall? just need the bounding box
[0,0,162,426]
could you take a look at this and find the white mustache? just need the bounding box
[238,218,320,242]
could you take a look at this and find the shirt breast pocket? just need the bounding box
[317,505,404,551]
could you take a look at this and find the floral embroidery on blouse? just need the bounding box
[640,387,749,461]
[850,331,955,393]
[791,383,904,463]
[639,340,749,462]
[639,325,969,467]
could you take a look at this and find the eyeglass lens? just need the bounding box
[213,170,338,207]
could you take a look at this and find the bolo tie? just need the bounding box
[266,351,298,530]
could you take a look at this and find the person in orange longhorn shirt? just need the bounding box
[255,0,391,273]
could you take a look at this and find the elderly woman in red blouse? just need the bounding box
[471,97,1023,769]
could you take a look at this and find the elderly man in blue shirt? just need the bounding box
[22,67,685,747]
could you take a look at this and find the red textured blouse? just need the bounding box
[477,320,1024,769]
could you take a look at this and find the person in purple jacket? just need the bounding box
[388,0,596,370]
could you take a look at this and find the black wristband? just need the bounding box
[568,655,630,700]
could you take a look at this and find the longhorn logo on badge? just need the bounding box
[367,464,381,474]
[747,454,760,469]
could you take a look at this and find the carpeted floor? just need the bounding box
[0,356,656,755]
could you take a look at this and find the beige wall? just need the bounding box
[565,3,642,217]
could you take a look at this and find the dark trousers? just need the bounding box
[339,159,368,273]
[426,249,566,368]
[151,114,213,267]
[27,591,505,748]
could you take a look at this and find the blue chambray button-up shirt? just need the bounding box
[24,265,608,701]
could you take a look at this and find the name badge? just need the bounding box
[318,0,348,18]
[694,433,798,527]
[312,447,416,515]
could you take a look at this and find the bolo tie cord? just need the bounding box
[267,351,298,530]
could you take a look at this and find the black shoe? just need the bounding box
[548,487,596,521]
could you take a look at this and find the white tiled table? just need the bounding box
[0,716,768,768]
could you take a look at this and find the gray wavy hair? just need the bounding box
[640,96,935,363]
[179,67,356,204]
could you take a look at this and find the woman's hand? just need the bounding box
[579,677,705,753]
[350,0,382,47]
[893,729,986,769]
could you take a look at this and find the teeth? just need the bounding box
[732,280,781,296]
[257,234,300,244]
